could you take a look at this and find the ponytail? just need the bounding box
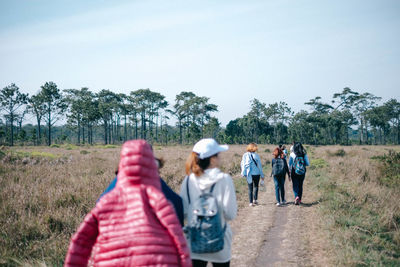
[185,152,213,177]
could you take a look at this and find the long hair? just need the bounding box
[185,152,216,177]
[293,142,306,157]
[272,147,283,159]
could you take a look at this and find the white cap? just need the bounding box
[193,138,229,159]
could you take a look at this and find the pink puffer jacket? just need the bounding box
[64,140,191,267]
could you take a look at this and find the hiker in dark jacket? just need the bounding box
[98,158,184,226]
[288,142,310,205]
[271,147,290,206]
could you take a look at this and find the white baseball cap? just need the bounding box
[193,138,229,159]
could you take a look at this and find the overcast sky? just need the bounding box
[1,0,399,126]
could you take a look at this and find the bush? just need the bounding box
[310,158,328,170]
[327,149,346,157]
[372,150,400,187]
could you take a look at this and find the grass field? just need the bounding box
[0,144,399,266]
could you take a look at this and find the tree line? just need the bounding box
[0,83,399,146]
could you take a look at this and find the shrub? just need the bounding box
[310,158,328,170]
[80,150,90,155]
[372,150,400,187]
[327,149,346,157]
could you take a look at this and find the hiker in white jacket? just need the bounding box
[180,138,237,267]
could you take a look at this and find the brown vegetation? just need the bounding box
[0,144,399,266]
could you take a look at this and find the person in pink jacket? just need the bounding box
[64,140,191,267]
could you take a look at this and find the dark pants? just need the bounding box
[192,259,230,267]
[248,175,260,203]
[292,172,305,200]
[273,175,285,203]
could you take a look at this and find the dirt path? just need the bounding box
[230,177,329,267]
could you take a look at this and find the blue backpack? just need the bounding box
[184,178,226,254]
[293,156,306,175]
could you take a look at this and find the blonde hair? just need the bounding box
[246,143,258,152]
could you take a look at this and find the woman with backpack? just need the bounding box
[65,140,191,267]
[241,143,264,206]
[180,138,237,267]
[288,142,310,205]
[270,147,290,206]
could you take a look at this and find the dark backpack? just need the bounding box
[184,178,226,254]
[293,156,306,175]
[272,158,285,176]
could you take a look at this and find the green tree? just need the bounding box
[353,93,381,144]
[40,82,66,146]
[0,83,28,146]
[97,89,119,144]
[28,93,46,145]
[384,99,400,144]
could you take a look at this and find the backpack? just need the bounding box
[184,178,226,254]
[293,156,306,175]
[272,158,285,176]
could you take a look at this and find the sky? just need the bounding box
[1,0,399,126]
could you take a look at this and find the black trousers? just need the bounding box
[248,175,261,203]
[192,259,230,267]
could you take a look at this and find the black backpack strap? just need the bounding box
[209,182,216,193]
[186,176,191,205]
[250,153,258,167]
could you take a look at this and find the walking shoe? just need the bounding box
[249,203,254,207]
[276,202,281,206]
[253,200,258,205]
[282,200,287,204]
[295,197,300,205]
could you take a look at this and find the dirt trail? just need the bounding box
[230,177,329,267]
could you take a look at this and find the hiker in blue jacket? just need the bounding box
[98,158,184,226]
[288,142,310,205]
[241,143,264,206]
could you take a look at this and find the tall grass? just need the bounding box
[0,146,120,266]
[311,146,400,266]
[1,144,398,266]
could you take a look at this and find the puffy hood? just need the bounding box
[117,139,161,189]
[193,168,225,190]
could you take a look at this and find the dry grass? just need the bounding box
[1,144,399,266]
[0,143,276,266]
[309,145,400,266]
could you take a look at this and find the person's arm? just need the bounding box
[161,178,184,226]
[222,175,237,221]
[179,176,189,220]
[97,176,117,202]
[305,154,310,166]
[288,156,293,170]
[270,158,274,177]
[284,159,291,180]
[257,154,264,178]
[240,153,247,177]
[64,211,99,267]
[242,153,251,178]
